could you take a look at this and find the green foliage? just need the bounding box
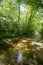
[40,23,43,38]
[17,0,43,7]
[0,0,43,39]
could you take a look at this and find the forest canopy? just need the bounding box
[0,0,43,39]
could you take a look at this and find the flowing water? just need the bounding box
[17,50,22,63]
[0,37,43,65]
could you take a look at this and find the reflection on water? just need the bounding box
[17,50,22,63]
[0,38,43,65]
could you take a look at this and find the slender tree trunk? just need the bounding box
[17,1,20,36]
[27,7,37,36]
[18,2,20,24]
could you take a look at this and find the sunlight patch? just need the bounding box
[20,4,25,12]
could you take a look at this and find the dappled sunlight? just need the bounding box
[0,37,43,65]
[31,42,43,48]
[0,0,43,65]
[20,4,26,12]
